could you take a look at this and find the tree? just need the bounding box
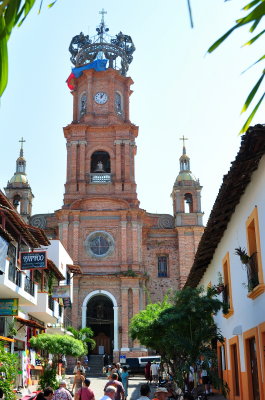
[0,343,19,400]
[0,0,57,96]
[30,333,87,364]
[66,326,96,353]
[130,287,224,391]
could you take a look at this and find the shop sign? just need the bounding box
[0,298,18,316]
[52,285,71,299]
[63,298,71,308]
[20,251,47,270]
[120,355,126,364]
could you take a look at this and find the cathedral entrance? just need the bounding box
[86,295,114,355]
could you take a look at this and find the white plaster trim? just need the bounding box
[82,290,119,351]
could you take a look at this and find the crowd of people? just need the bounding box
[33,359,213,400]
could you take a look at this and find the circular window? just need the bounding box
[85,231,114,258]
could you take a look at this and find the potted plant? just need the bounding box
[216,272,224,294]
[235,247,259,291]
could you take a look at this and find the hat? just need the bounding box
[154,387,168,394]
[59,380,67,385]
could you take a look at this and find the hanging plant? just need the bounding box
[216,272,224,294]
[235,247,259,292]
[7,319,17,338]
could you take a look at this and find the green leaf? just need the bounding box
[242,29,265,46]
[242,54,265,73]
[17,0,36,27]
[208,25,239,53]
[236,2,265,26]
[241,72,265,113]
[239,92,265,134]
[0,35,8,97]
[243,0,263,11]
[4,0,21,38]
[249,17,261,32]
[48,1,57,8]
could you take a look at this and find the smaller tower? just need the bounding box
[171,136,203,226]
[5,138,34,223]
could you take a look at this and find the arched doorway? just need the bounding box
[82,290,119,355]
[87,295,113,355]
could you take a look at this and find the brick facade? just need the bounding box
[31,67,204,359]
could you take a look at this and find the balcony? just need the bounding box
[23,292,60,324]
[89,173,112,183]
[0,260,37,306]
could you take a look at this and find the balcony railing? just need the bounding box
[48,295,55,311]
[24,275,35,296]
[63,314,72,329]
[8,262,22,287]
[89,173,112,183]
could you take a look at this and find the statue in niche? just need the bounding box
[94,161,105,173]
[80,94,87,117]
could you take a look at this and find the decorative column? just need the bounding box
[132,287,140,347]
[124,140,130,182]
[132,221,139,265]
[121,220,127,264]
[79,141,87,181]
[114,140,122,181]
[71,141,78,183]
[113,305,119,351]
[120,287,129,351]
[72,218,80,263]
[66,142,71,183]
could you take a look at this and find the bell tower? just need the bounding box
[63,11,139,209]
[171,136,203,227]
[5,138,34,223]
[172,136,204,287]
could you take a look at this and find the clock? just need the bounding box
[94,92,108,104]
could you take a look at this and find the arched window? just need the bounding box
[158,256,168,277]
[91,151,111,173]
[184,193,193,213]
[79,92,87,118]
[13,195,21,209]
[115,92,123,115]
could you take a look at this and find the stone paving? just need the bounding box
[64,376,227,400]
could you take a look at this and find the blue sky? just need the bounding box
[1,0,264,223]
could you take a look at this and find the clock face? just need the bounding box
[94,92,108,104]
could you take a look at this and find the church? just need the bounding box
[5,12,204,360]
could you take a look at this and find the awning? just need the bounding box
[67,264,82,274]
[0,335,15,342]
[15,316,45,330]
[47,259,65,281]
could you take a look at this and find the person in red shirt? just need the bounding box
[77,378,95,400]
[104,373,125,400]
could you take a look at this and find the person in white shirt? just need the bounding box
[150,362,159,384]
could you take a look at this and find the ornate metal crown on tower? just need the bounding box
[69,9,136,76]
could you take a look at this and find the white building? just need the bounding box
[0,191,75,387]
[186,124,265,400]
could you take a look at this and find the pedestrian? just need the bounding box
[152,387,168,400]
[72,370,85,400]
[99,386,117,400]
[54,380,73,400]
[150,362,159,385]
[136,384,150,400]
[121,366,129,400]
[145,361,152,384]
[77,378,95,400]
[104,373,125,400]
[116,363,122,382]
[73,361,86,375]
[43,388,54,400]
